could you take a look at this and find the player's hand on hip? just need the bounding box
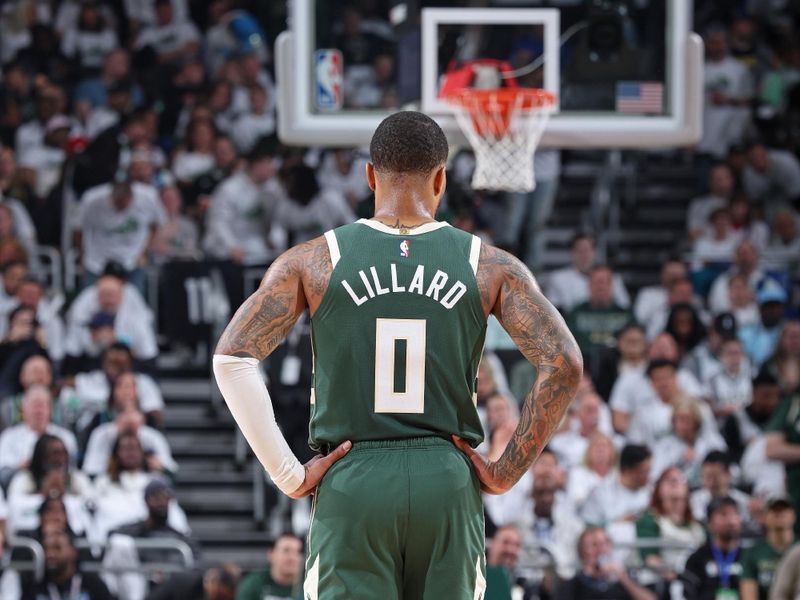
[451,435,512,495]
[287,440,352,499]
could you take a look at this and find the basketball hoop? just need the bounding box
[446,88,556,192]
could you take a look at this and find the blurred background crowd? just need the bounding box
[0,0,800,599]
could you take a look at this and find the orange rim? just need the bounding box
[445,88,556,113]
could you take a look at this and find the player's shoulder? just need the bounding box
[474,241,539,313]
[278,234,331,272]
[476,241,533,279]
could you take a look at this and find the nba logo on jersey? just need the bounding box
[315,49,343,110]
[400,240,410,257]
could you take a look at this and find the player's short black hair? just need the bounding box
[369,111,448,175]
[570,232,595,249]
[619,444,651,471]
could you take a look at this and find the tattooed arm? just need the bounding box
[214,237,351,498]
[453,244,583,493]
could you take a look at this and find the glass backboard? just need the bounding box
[276,0,701,148]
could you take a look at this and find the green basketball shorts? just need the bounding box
[303,436,486,600]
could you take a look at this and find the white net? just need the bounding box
[448,90,554,192]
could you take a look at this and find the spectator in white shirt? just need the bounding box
[483,449,567,534]
[566,433,617,512]
[698,27,754,160]
[76,180,165,292]
[521,471,583,580]
[545,233,629,313]
[707,338,753,420]
[743,142,800,214]
[231,85,276,154]
[60,2,119,74]
[6,434,93,536]
[689,451,755,526]
[124,0,189,30]
[203,145,285,265]
[0,166,39,262]
[64,272,158,365]
[483,393,518,463]
[722,371,781,464]
[645,277,705,341]
[0,353,53,428]
[18,114,70,199]
[74,78,132,141]
[171,119,216,184]
[62,342,164,432]
[316,149,371,210]
[0,261,27,317]
[581,444,652,527]
[134,0,200,67]
[691,207,742,267]
[761,319,800,395]
[628,358,719,449]
[92,431,189,541]
[708,239,776,315]
[549,392,605,469]
[763,209,800,274]
[82,372,176,477]
[277,164,356,245]
[610,333,704,435]
[634,259,687,328]
[149,185,200,264]
[650,397,727,487]
[0,276,66,363]
[687,164,735,240]
[0,386,77,480]
[727,274,760,329]
[685,312,741,388]
[729,194,770,251]
[15,85,66,157]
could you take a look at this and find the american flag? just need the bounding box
[616,81,664,114]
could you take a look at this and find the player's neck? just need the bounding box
[373,188,437,229]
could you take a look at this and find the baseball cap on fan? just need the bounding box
[757,282,788,305]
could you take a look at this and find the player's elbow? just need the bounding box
[563,341,584,389]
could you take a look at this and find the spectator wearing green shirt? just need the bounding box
[236,533,303,600]
[636,467,705,581]
[567,265,633,364]
[765,390,800,536]
[484,525,523,600]
[740,498,796,600]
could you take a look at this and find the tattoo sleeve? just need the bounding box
[215,237,331,360]
[477,245,583,488]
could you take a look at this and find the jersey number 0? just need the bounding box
[374,318,426,414]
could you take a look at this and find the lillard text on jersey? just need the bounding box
[341,263,468,310]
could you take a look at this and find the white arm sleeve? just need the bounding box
[212,354,305,495]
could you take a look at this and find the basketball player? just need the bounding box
[213,111,582,599]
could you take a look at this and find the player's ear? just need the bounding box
[432,165,446,197]
[366,162,377,191]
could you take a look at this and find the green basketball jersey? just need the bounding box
[308,219,487,451]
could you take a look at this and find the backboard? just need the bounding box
[275,0,701,149]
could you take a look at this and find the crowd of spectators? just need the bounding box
[0,1,799,600]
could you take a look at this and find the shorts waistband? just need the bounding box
[348,436,452,451]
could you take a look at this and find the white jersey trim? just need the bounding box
[356,218,451,236]
[324,230,341,268]
[469,235,481,276]
[473,555,486,600]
